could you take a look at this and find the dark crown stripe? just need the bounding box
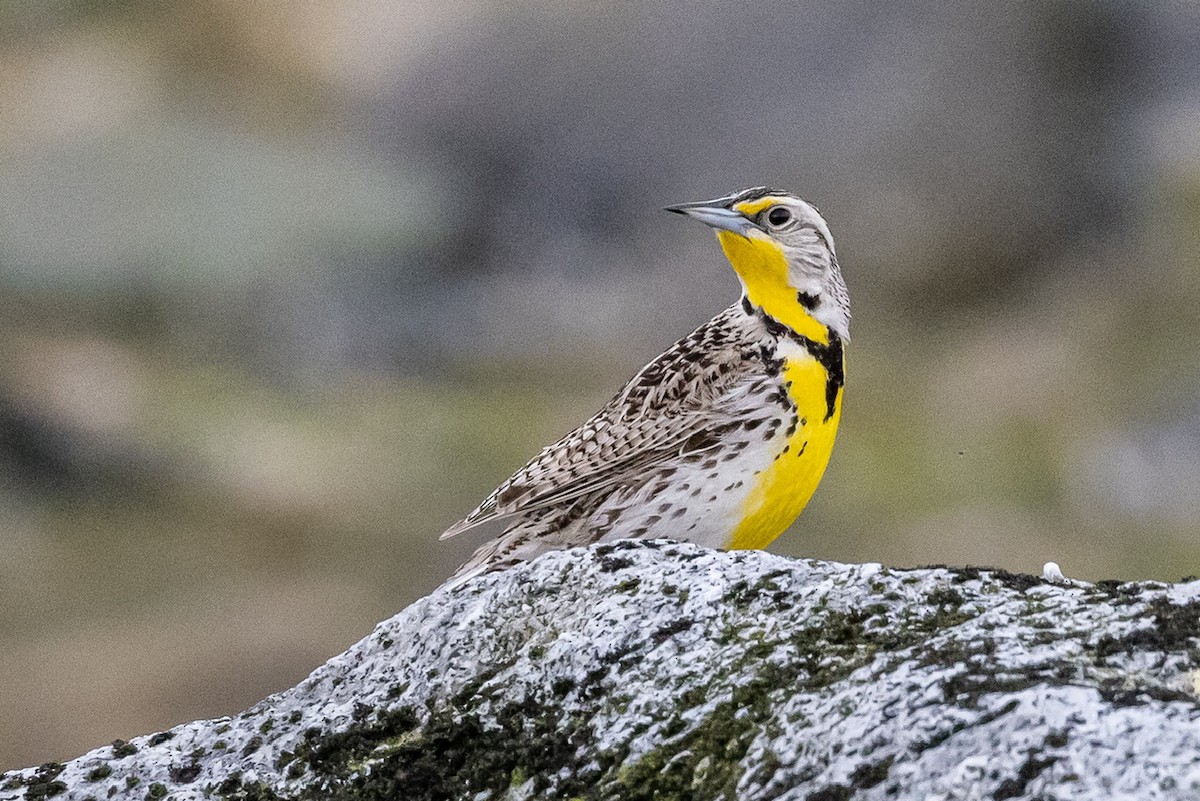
[722,186,792,208]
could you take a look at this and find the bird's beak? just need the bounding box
[665,200,761,237]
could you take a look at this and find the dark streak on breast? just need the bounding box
[753,308,844,421]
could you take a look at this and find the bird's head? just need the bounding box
[667,187,849,343]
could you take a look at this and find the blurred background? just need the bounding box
[2,0,1199,771]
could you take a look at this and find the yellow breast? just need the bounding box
[726,353,843,550]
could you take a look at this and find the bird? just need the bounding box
[441,187,849,584]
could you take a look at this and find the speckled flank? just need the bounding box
[8,544,1200,800]
[728,342,842,550]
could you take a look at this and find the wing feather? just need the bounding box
[440,307,760,540]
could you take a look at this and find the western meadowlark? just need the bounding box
[441,187,849,583]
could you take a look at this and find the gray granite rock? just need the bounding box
[4,540,1199,800]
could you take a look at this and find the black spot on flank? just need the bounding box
[782,445,790,454]
[741,296,754,315]
[711,422,740,437]
[702,458,719,470]
[708,495,717,502]
[797,441,807,457]
[797,291,819,310]
[644,515,661,526]
[672,507,687,518]
[744,419,763,431]
[657,502,672,513]
[683,430,719,453]
[801,417,808,426]
[690,487,703,497]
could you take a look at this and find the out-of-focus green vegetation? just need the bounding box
[1,0,1199,772]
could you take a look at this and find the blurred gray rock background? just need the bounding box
[1,0,1198,772]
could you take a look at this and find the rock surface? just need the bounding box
[4,540,1200,801]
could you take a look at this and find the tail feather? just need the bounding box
[440,510,568,589]
[439,517,477,541]
[440,536,523,590]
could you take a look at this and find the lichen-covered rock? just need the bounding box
[4,541,1200,801]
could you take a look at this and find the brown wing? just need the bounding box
[440,306,762,540]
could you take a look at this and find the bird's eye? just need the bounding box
[766,206,792,227]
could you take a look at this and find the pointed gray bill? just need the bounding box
[665,201,761,237]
